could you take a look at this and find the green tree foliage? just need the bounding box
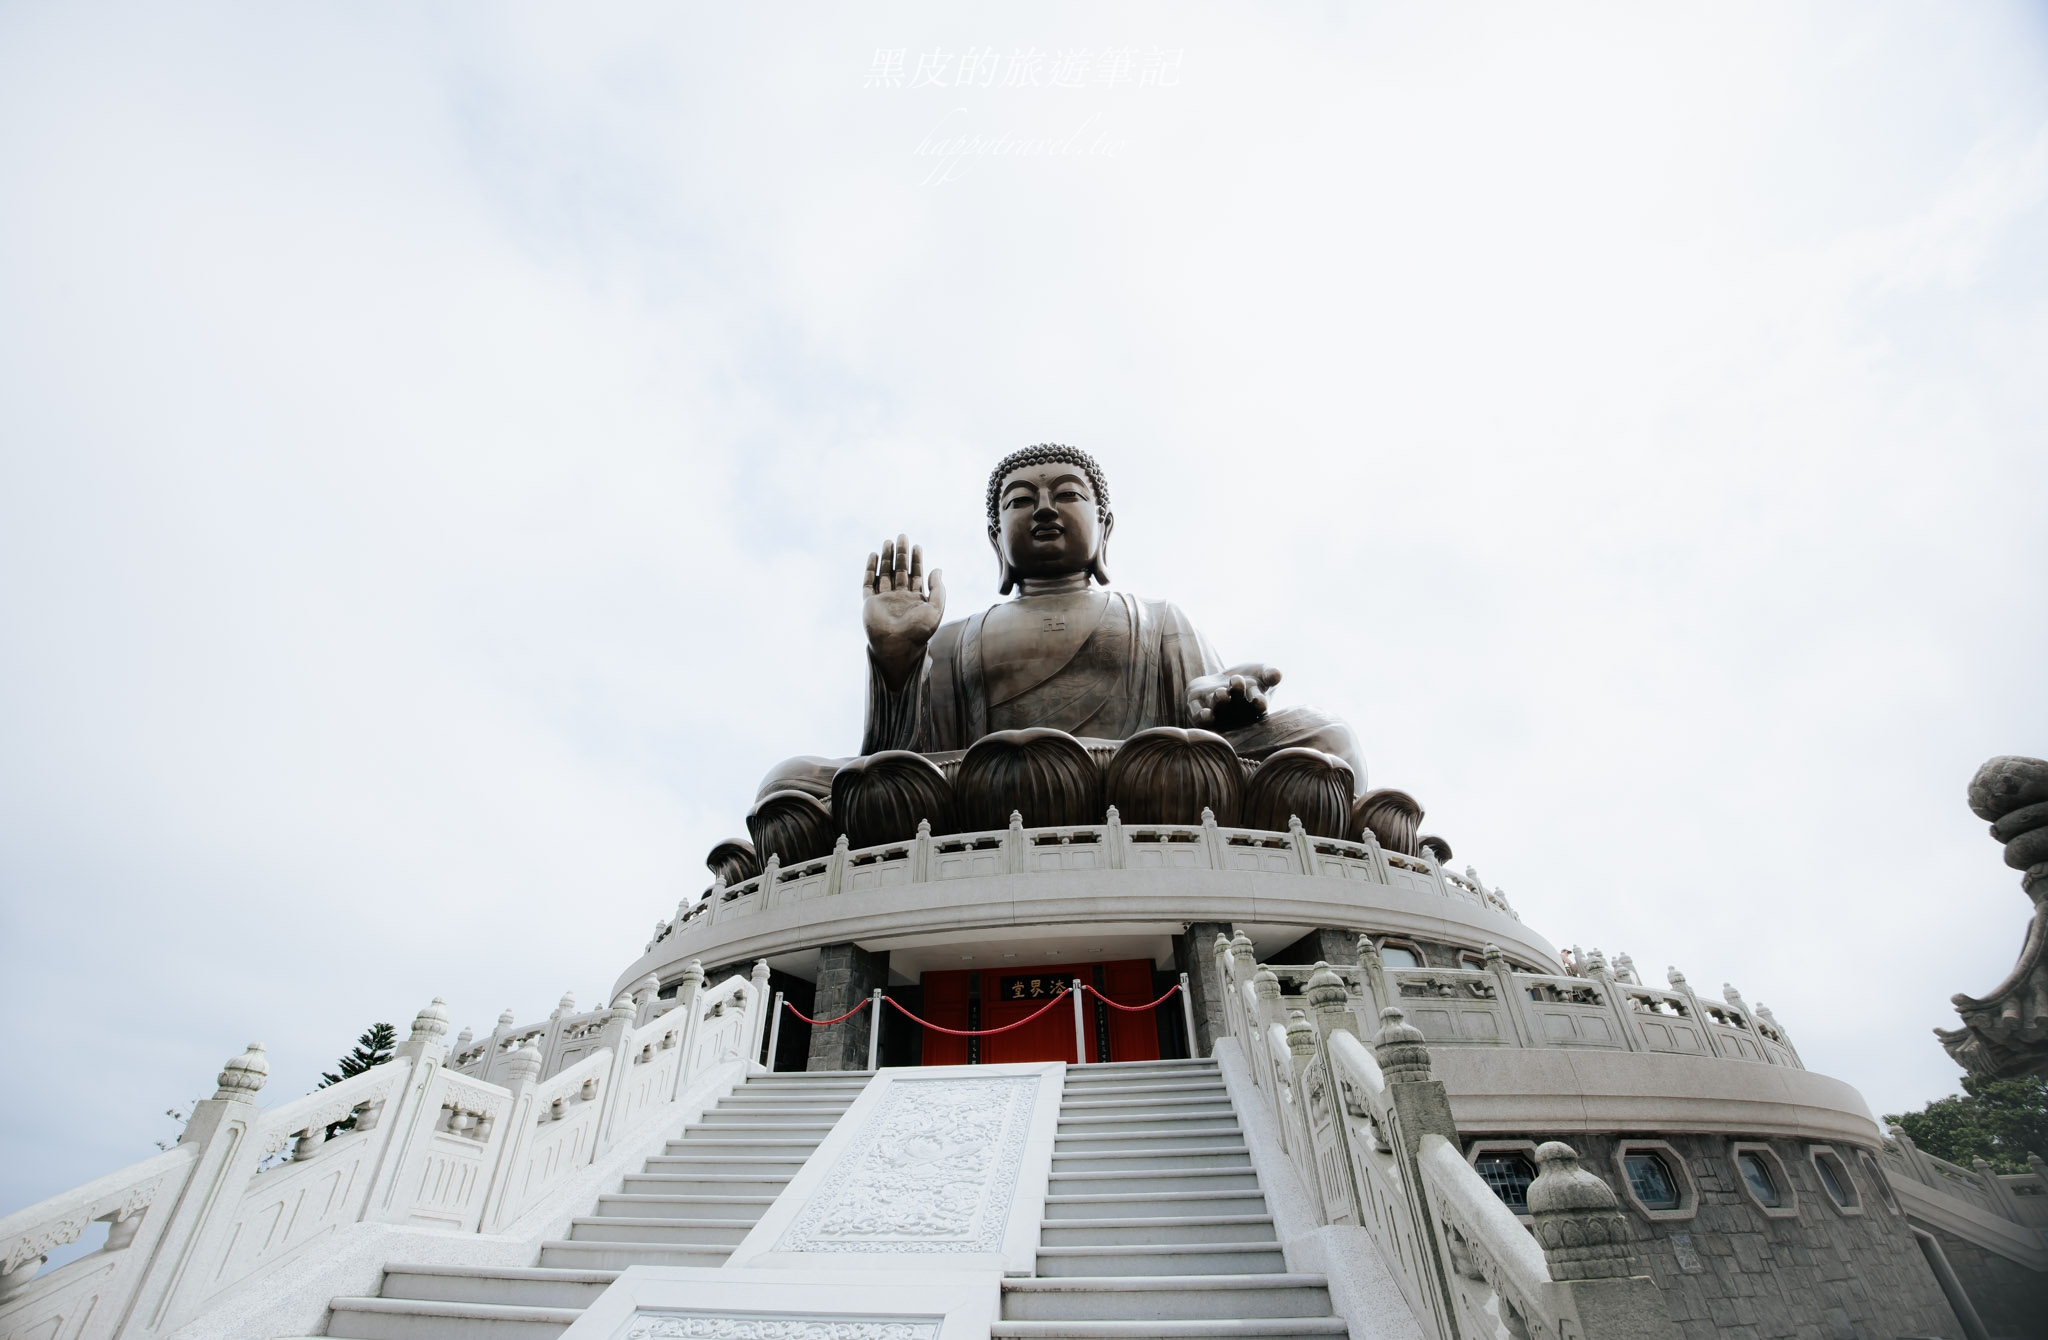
[1884,1074,2048,1174]
[320,1022,397,1089]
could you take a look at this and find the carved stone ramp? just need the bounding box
[322,1071,869,1340]
[997,1058,1347,1340]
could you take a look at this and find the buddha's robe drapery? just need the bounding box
[853,592,1365,791]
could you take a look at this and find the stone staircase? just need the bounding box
[323,1070,869,1340]
[323,1059,1346,1340]
[996,1057,1346,1340]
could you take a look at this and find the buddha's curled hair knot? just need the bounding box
[987,444,1111,526]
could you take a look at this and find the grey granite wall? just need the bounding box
[1520,1133,1964,1339]
[806,941,889,1072]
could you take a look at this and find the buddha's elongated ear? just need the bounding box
[989,525,1017,595]
[1089,512,1115,586]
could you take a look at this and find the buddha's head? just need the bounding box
[986,444,1114,593]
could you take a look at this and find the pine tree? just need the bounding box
[1884,1074,2048,1174]
[319,1022,397,1089]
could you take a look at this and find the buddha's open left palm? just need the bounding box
[863,535,946,689]
[1189,664,1282,730]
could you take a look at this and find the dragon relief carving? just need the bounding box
[775,1075,1037,1253]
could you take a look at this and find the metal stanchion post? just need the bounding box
[866,989,883,1071]
[1071,979,1088,1064]
[1179,972,1199,1059]
[765,991,784,1072]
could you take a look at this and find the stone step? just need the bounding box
[1049,1165,1259,1192]
[565,1216,755,1246]
[1054,1129,1245,1153]
[1039,1214,1277,1246]
[1000,1275,1333,1322]
[1068,1060,1219,1075]
[374,1266,617,1309]
[1037,1243,1290,1277]
[694,1107,846,1121]
[1059,1095,1236,1114]
[1045,1189,1269,1219]
[536,1239,731,1270]
[992,1323,1350,1340]
[651,1147,819,1155]
[637,1153,811,1173]
[1056,1073,1212,1098]
[327,1296,579,1340]
[705,1102,858,1116]
[1057,1111,1240,1129]
[620,1171,801,1195]
[593,1192,777,1219]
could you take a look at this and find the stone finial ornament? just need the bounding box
[1230,931,1257,969]
[1526,1141,1637,1281]
[1252,966,1282,1003]
[504,1039,542,1086]
[680,959,706,990]
[215,1042,269,1101]
[1305,961,1349,1012]
[455,1027,474,1050]
[497,1007,516,1030]
[409,997,451,1042]
[1286,1009,1317,1058]
[609,993,636,1022]
[1372,1007,1431,1083]
[553,992,575,1017]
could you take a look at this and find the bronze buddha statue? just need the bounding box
[740,446,1405,869]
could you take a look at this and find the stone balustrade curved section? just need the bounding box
[622,815,1542,999]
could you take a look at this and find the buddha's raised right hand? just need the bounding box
[863,534,947,691]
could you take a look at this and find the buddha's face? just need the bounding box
[991,461,1110,582]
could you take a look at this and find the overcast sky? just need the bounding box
[3,2,2046,1215]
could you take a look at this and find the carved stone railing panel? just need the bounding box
[1387,968,1513,1047]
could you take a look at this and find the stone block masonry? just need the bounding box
[1557,1133,1965,1339]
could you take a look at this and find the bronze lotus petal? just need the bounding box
[1104,726,1243,827]
[1242,747,1354,838]
[746,790,837,866]
[831,749,954,849]
[955,728,1102,832]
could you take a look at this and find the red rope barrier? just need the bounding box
[1083,983,1183,1013]
[884,991,1073,1037]
[782,997,871,1027]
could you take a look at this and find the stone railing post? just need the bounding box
[753,854,780,913]
[912,818,933,882]
[1370,1008,1464,1340]
[1288,815,1319,875]
[666,960,707,1101]
[1355,823,1392,883]
[1355,934,1390,1022]
[1485,943,1540,1048]
[1304,962,1359,1039]
[478,1041,544,1232]
[1199,807,1223,868]
[360,999,459,1227]
[1754,1002,1803,1066]
[1006,810,1028,873]
[631,974,661,1027]
[1104,805,1127,869]
[593,994,638,1152]
[1583,950,1642,1052]
[825,834,849,896]
[747,960,773,1071]
[1280,1010,1318,1161]
[1526,1141,1681,1337]
[114,1042,274,1338]
[1973,1158,2024,1220]
[1665,967,1726,1059]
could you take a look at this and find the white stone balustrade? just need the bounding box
[0,966,765,1340]
[625,811,1545,1000]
